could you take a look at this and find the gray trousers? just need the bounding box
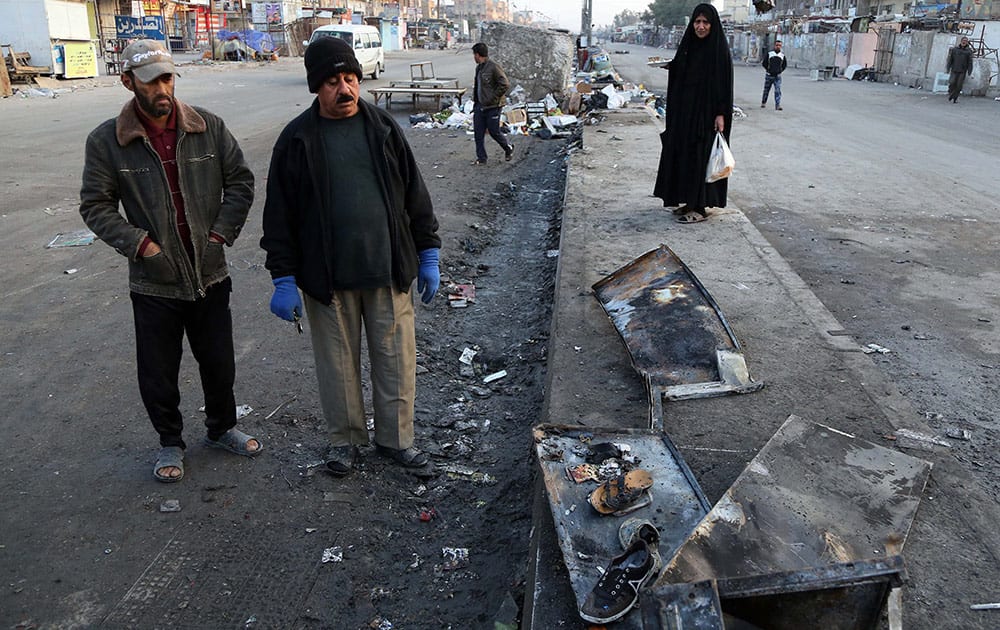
[304,286,416,450]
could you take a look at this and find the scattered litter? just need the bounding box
[913,334,935,341]
[546,249,560,258]
[418,508,437,522]
[236,404,253,419]
[862,343,891,354]
[442,464,497,484]
[46,229,96,248]
[978,317,991,323]
[441,547,470,570]
[321,546,343,563]
[971,602,1000,610]
[265,396,295,420]
[159,499,181,513]
[446,283,476,303]
[459,347,478,365]
[64,268,78,275]
[413,484,428,497]
[450,299,468,308]
[483,370,507,384]
[366,417,375,431]
[323,491,353,503]
[305,528,318,533]
[895,428,952,449]
[944,427,972,441]
[566,463,600,483]
[369,616,394,629]
[244,615,257,627]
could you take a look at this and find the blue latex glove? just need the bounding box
[270,276,302,322]
[417,248,440,304]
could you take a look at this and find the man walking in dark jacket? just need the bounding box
[79,39,259,483]
[261,37,441,477]
[761,40,787,110]
[946,37,974,103]
[471,42,514,165]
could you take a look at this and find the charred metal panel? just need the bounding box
[640,558,905,630]
[639,580,727,629]
[655,416,931,588]
[592,245,762,429]
[533,424,711,620]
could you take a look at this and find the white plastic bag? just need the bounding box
[705,132,735,183]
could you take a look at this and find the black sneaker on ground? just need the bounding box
[325,445,358,477]
[579,539,656,623]
[504,143,514,161]
[376,444,428,468]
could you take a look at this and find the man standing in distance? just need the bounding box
[471,42,514,165]
[79,40,259,483]
[261,37,441,476]
[946,36,974,103]
[761,40,787,110]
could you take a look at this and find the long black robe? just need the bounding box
[653,4,734,209]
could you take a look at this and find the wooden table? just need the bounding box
[367,86,467,111]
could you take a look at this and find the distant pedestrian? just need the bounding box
[946,36,974,103]
[260,37,441,477]
[471,42,514,165]
[761,40,787,110]
[79,39,259,483]
[653,3,733,224]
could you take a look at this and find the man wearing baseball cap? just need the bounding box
[79,39,259,483]
[260,36,441,476]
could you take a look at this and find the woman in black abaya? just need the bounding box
[653,3,733,224]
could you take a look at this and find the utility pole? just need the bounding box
[581,0,592,46]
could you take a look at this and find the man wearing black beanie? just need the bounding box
[261,35,442,476]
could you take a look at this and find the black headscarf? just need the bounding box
[666,3,733,141]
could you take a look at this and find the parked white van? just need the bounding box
[306,24,385,79]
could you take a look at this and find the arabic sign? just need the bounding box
[114,15,166,40]
[63,42,98,78]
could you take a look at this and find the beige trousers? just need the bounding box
[303,287,416,450]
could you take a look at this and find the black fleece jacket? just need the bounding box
[260,98,440,304]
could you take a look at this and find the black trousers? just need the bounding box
[131,277,236,449]
[473,105,509,162]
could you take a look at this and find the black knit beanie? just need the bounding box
[305,36,363,92]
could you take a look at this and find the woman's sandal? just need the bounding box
[676,211,707,224]
[589,469,654,516]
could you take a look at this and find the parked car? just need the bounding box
[304,24,384,79]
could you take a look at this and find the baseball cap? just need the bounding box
[121,39,176,83]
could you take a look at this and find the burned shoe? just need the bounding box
[618,518,662,577]
[579,538,656,623]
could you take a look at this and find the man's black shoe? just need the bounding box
[504,143,514,161]
[325,445,358,477]
[579,539,656,623]
[376,444,429,468]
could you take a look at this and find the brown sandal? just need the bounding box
[589,469,654,515]
[676,211,707,224]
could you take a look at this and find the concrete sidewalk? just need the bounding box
[525,108,1000,627]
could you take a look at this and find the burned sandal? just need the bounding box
[588,469,654,516]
